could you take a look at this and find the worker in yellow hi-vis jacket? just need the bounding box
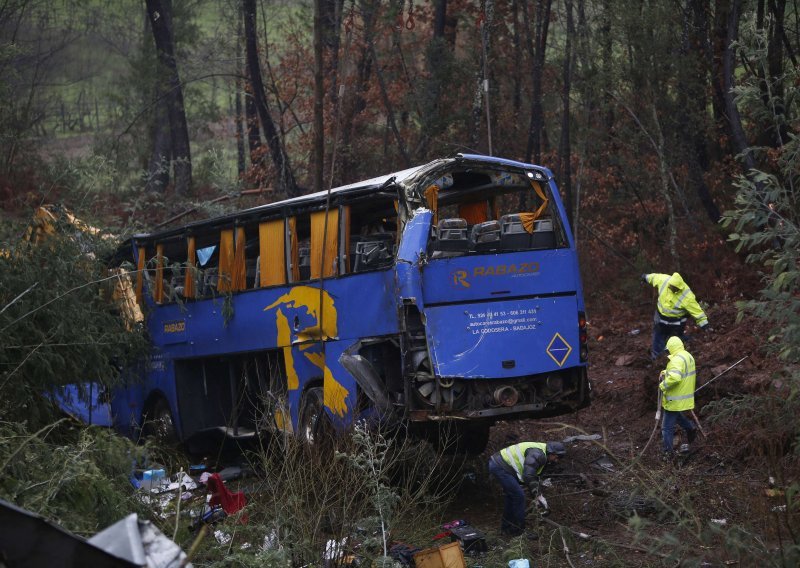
[659,336,698,458]
[642,272,710,360]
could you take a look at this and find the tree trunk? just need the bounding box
[313,0,325,192]
[723,0,757,172]
[235,8,246,176]
[469,0,493,152]
[369,41,411,167]
[525,0,552,164]
[338,0,378,183]
[559,0,574,230]
[678,0,721,222]
[243,0,298,197]
[145,0,192,195]
[322,0,345,109]
[416,0,449,159]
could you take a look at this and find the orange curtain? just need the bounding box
[135,245,146,304]
[459,201,489,225]
[184,236,196,299]
[341,206,350,274]
[154,243,164,303]
[424,185,439,225]
[287,217,299,282]
[520,180,550,233]
[311,209,339,279]
[259,220,286,286]
[231,227,247,291]
[218,229,234,292]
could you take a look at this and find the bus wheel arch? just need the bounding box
[141,393,177,443]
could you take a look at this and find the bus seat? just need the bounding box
[531,218,556,249]
[352,233,394,272]
[298,247,311,280]
[434,218,468,252]
[470,220,501,252]
[499,213,532,250]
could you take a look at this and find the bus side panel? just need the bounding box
[424,295,581,378]
[421,249,580,305]
[147,271,399,360]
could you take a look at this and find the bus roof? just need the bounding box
[132,154,543,243]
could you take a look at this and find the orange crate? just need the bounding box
[412,541,465,568]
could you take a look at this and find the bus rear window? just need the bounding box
[427,168,566,257]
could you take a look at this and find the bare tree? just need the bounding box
[242,0,298,197]
[145,0,192,195]
[525,0,552,164]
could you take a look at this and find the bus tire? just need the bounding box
[143,397,177,444]
[299,386,329,445]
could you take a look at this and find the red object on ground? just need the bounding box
[207,473,247,521]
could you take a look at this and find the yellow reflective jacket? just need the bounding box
[659,337,696,411]
[500,442,548,482]
[645,272,708,327]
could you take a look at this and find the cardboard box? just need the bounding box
[412,541,465,568]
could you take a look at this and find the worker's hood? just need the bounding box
[668,272,686,289]
[666,336,684,355]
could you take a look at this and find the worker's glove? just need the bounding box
[527,480,540,498]
[640,274,648,284]
[700,325,713,334]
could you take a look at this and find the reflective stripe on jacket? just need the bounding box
[500,442,548,482]
[645,273,708,327]
[659,350,696,411]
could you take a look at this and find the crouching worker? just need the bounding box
[488,441,566,537]
[660,336,698,458]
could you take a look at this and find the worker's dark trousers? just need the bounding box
[651,317,685,360]
[488,458,525,535]
[662,409,695,452]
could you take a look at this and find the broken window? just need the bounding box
[427,168,566,257]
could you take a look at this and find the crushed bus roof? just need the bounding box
[132,154,546,243]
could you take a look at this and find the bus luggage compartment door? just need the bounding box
[424,296,580,378]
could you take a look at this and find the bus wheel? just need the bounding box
[299,387,328,445]
[143,398,177,444]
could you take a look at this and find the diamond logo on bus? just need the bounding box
[546,333,573,367]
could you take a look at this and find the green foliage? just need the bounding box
[721,18,800,364]
[0,421,146,536]
[0,225,148,426]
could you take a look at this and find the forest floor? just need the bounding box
[440,294,785,566]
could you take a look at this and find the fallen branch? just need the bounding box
[0,282,39,315]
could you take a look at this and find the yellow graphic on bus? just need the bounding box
[264,286,349,418]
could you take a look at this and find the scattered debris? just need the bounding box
[615,354,636,366]
[89,513,191,568]
[711,519,727,525]
[628,329,641,336]
[207,473,247,519]
[607,491,660,518]
[413,541,465,568]
[508,559,530,568]
[213,530,231,545]
[590,454,616,472]
[563,434,602,443]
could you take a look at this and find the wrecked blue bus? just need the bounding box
[107,154,589,454]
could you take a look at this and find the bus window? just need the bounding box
[430,169,565,255]
[346,196,397,273]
